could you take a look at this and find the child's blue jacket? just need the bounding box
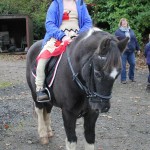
[42,0,92,46]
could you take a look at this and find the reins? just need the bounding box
[66,50,112,101]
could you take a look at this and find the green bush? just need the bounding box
[90,0,150,50]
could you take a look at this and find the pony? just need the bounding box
[26,28,128,150]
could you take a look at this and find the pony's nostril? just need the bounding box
[101,107,110,113]
[105,108,108,111]
[95,109,99,113]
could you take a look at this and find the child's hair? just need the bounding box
[118,18,129,27]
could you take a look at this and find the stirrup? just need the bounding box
[36,88,51,103]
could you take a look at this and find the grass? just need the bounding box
[0,82,13,89]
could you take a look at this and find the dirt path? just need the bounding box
[0,54,150,150]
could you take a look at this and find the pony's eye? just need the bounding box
[94,70,102,78]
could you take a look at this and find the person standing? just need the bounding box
[144,34,150,91]
[115,18,140,84]
[35,0,92,102]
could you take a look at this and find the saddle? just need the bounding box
[45,56,60,85]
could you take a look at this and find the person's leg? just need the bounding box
[146,65,150,92]
[36,58,49,102]
[128,52,136,81]
[36,59,49,90]
[121,53,127,83]
[148,65,150,83]
[35,38,58,102]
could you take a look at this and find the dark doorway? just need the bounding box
[0,15,33,52]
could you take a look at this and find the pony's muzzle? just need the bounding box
[101,104,110,113]
[89,99,110,113]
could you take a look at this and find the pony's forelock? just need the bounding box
[100,37,121,72]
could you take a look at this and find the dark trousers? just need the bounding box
[148,65,150,83]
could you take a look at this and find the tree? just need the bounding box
[0,0,51,39]
[0,0,150,47]
[90,0,150,47]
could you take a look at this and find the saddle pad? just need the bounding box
[32,54,63,87]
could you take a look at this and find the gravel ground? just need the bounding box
[0,54,150,150]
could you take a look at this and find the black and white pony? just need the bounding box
[26,28,128,150]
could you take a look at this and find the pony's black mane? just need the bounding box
[70,29,121,73]
[101,36,121,72]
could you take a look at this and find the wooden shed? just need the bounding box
[0,15,33,52]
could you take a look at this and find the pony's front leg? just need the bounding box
[62,109,77,150]
[35,107,49,144]
[83,110,99,150]
[44,111,53,138]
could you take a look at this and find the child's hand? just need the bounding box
[62,36,72,42]
[137,50,140,56]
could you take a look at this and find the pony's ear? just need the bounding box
[118,37,129,53]
[100,38,111,55]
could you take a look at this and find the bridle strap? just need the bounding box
[66,50,112,100]
[67,50,89,94]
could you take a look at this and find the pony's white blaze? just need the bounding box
[66,139,76,150]
[84,140,94,150]
[98,55,106,60]
[110,68,118,79]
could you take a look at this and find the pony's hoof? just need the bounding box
[48,131,54,138]
[40,137,49,145]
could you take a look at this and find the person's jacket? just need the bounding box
[115,28,140,53]
[144,42,150,65]
[42,0,92,46]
